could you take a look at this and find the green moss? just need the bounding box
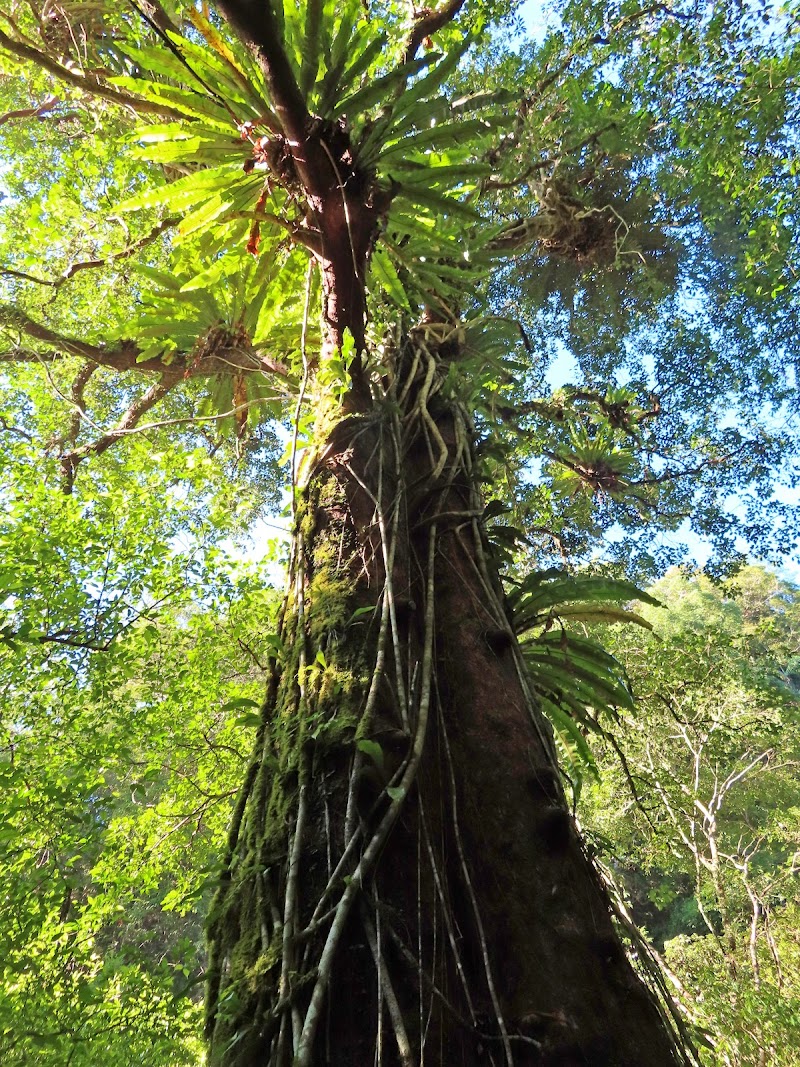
[261,771,293,847]
[207,445,383,1060]
[245,937,281,992]
[317,472,344,506]
[297,497,316,544]
[229,924,261,977]
[307,569,351,642]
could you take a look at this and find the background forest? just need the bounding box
[1,0,799,1063]
[3,555,800,1065]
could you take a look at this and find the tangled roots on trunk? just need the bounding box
[204,327,697,1067]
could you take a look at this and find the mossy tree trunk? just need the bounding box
[204,326,692,1066]
[202,7,695,1061]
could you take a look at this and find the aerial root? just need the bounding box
[207,328,522,1066]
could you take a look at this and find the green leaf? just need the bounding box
[117,165,244,213]
[333,56,436,120]
[541,698,599,779]
[390,35,474,125]
[554,606,655,629]
[378,116,505,160]
[318,6,375,112]
[394,184,483,221]
[347,604,377,623]
[357,738,384,772]
[237,712,263,729]
[301,0,325,98]
[509,574,661,634]
[177,190,243,237]
[129,265,184,291]
[370,247,412,310]
[388,160,491,183]
[220,697,262,711]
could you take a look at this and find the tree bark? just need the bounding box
[204,327,694,1066]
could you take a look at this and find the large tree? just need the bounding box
[1,0,798,1064]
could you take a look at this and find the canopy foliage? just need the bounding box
[1,0,799,1061]
[0,0,797,573]
[583,566,800,1065]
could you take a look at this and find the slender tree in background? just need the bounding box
[0,0,798,1064]
[584,566,800,1066]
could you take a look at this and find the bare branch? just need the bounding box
[135,0,180,36]
[0,94,59,125]
[226,209,323,254]
[65,361,98,448]
[0,269,57,287]
[95,399,278,436]
[0,346,60,364]
[628,454,736,488]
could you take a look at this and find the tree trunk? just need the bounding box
[204,326,694,1066]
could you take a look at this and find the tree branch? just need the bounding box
[64,361,98,448]
[213,0,355,202]
[0,415,34,443]
[52,395,281,487]
[136,0,180,36]
[215,0,310,152]
[0,217,180,289]
[0,27,186,118]
[405,0,468,63]
[0,94,60,125]
[226,209,323,254]
[629,454,735,488]
[60,377,177,491]
[0,8,41,50]
[0,304,290,379]
[0,303,122,362]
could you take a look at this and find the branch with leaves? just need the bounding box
[0,217,181,289]
[59,376,178,492]
[0,26,186,117]
[0,304,290,380]
[404,0,467,62]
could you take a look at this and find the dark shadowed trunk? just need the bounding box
[204,323,692,1066]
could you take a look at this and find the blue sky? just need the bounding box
[520,0,555,39]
